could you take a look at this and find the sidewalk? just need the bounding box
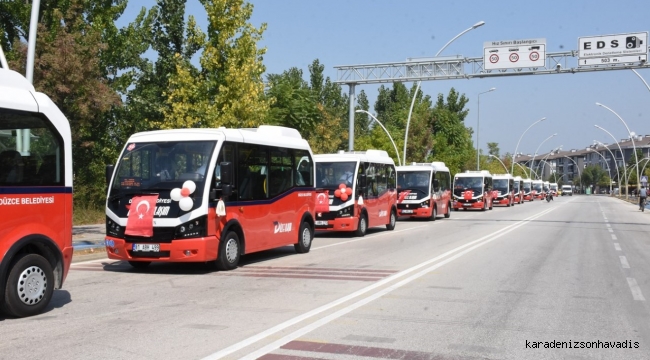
[72,224,107,262]
[614,195,650,211]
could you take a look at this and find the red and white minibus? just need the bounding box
[105,125,316,270]
[532,180,544,200]
[452,170,494,211]
[313,150,397,236]
[513,176,524,204]
[0,62,73,317]
[396,162,452,220]
[522,178,534,201]
[492,174,515,207]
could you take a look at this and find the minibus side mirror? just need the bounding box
[220,162,233,185]
[105,164,114,187]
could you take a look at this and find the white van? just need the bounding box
[561,185,573,196]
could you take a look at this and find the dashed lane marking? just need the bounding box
[619,256,630,269]
[627,278,647,301]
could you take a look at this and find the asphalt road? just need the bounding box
[1,195,649,360]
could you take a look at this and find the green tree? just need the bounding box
[581,165,608,189]
[265,59,349,154]
[266,67,319,131]
[354,90,370,137]
[163,0,270,129]
[487,142,500,158]
[430,89,473,175]
[9,1,123,207]
[0,0,29,53]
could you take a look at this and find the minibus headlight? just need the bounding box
[106,216,125,238]
[175,215,207,239]
[338,205,353,217]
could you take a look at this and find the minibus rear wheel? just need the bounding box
[355,213,367,237]
[216,231,241,270]
[386,209,397,230]
[444,202,451,218]
[3,253,54,318]
[294,222,313,253]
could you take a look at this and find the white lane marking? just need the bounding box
[608,228,614,233]
[606,224,611,228]
[71,257,112,266]
[313,225,428,251]
[614,243,621,251]
[611,234,617,240]
[627,278,647,301]
[201,206,559,360]
[620,256,630,269]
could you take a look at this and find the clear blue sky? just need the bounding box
[119,0,650,157]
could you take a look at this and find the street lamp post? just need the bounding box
[594,140,621,196]
[588,148,613,194]
[537,159,558,182]
[355,110,402,166]
[539,146,562,180]
[506,155,537,179]
[403,20,485,165]
[596,102,640,194]
[514,162,533,178]
[488,154,509,173]
[511,117,546,174]
[530,133,557,178]
[564,156,582,187]
[476,88,496,170]
[625,157,650,184]
[632,69,650,93]
[595,124,629,199]
[640,158,650,177]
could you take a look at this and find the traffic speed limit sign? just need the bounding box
[489,54,499,63]
[509,53,519,62]
[529,51,540,61]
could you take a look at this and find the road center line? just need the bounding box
[614,243,621,251]
[627,278,647,301]
[619,256,630,269]
[200,206,560,360]
[611,234,617,240]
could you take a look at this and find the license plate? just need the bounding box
[132,243,160,252]
[401,210,413,214]
[463,203,471,206]
[315,220,328,226]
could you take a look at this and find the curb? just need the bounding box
[72,247,108,263]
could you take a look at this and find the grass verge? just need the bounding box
[73,205,105,226]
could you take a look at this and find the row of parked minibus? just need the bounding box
[102,125,557,272]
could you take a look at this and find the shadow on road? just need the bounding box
[0,290,71,321]
[99,245,305,275]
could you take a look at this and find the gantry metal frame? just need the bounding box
[335,50,650,152]
[334,51,649,84]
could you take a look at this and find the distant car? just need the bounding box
[561,185,573,196]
